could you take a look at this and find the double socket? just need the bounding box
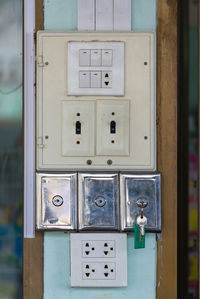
[36,173,161,232]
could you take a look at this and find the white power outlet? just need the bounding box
[82,262,116,280]
[96,100,130,156]
[82,240,115,258]
[70,233,127,287]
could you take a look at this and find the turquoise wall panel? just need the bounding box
[44,233,157,299]
[43,1,157,298]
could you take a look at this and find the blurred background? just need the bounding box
[0,0,23,298]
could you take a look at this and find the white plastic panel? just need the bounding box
[96,0,114,31]
[114,0,132,31]
[70,233,127,287]
[78,0,95,31]
[36,32,156,171]
[68,41,124,96]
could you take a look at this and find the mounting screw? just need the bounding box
[107,160,112,165]
[87,160,92,165]
[45,61,49,65]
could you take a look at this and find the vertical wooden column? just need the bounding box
[23,1,44,298]
[157,1,178,298]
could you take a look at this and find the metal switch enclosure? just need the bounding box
[36,173,77,230]
[70,233,127,287]
[37,32,156,170]
[78,173,119,230]
[68,41,124,95]
[120,173,161,232]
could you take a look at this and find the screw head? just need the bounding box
[87,160,92,165]
[107,160,112,165]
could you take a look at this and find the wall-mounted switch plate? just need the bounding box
[96,100,130,156]
[36,173,77,230]
[68,41,124,96]
[37,32,156,171]
[62,100,95,157]
[120,173,161,232]
[78,173,119,230]
[70,233,127,287]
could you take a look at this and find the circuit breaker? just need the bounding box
[36,32,156,171]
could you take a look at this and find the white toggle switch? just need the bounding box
[79,50,91,66]
[102,50,112,66]
[91,50,102,66]
[79,71,90,88]
[91,71,101,88]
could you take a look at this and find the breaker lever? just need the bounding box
[110,120,116,134]
[76,121,81,134]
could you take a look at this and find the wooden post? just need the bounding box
[157,1,178,298]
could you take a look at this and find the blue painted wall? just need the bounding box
[44,1,157,298]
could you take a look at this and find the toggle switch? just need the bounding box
[76,121,81,134]
[79,71,90,88]
[91,50,102,66]
[110,120,116,134]
[79,50,91,66]
[91,71,101,88]
[102,50,112,66]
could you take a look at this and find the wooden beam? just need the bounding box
[23,1,44,298]
[157,1,178,298]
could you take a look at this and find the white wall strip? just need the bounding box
[24,0,35,238]
[78,0,96,31]
[114,0,132,31]
[96,0,114,31]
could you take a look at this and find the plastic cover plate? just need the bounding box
[36,173,77,230]
[120,173,161,232]
[78,173,119,230]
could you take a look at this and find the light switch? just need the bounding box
[79,50,91,66]
[79,71,90,88]
[91,71,101,88]
[102,50,112,66]
[96,100,130,156]
[62,100,95,156]
[91,50,102,66]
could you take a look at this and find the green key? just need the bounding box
[134,215,147,249]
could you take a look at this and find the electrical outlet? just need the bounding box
[96,99,130,156]
[70,233,127,287]
[62,100,95,156]
[82,240,115,258]
[82,262,116,280]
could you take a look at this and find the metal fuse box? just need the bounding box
[78,173,119,230]
[36,173,77,230]
[120,173,161,232]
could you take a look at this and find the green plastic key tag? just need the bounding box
[134,215,147,249]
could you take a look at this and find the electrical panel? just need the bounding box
[36,32,156,171]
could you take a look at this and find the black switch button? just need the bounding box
[76,121,81,134]
[110,120,116,134]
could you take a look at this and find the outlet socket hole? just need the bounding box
[112,112,115,115]
[86,265,90,269]
[85,243,89,247]
[86,273,90,277]
[92,247,95,251]
[104,243,108,247]
[104,251,108,255]
[111,140,115,143]
[85,251,90,255]
[110,248,113,251]
[92,269,95,273]
[104,265,108,269]
[111,269,114,273]
[104,273,109,277]
[77,113,80,116]
[105,73,109,78]
[105,81,109,86]
[76,141,80,144]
